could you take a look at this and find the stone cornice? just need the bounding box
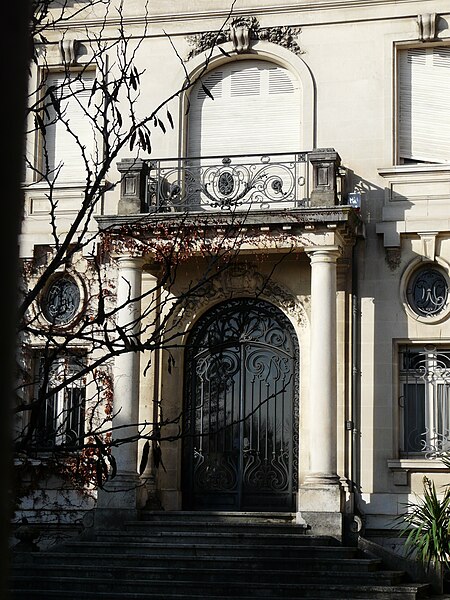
[378,164,450,178]
[96,207,360,230]
[96,207,363,251]
[49,0,446,31]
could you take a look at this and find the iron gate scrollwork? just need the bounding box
[183,298,299,511]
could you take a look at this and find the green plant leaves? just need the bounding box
[397,475,450,570]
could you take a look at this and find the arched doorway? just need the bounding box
[182,298,299,511]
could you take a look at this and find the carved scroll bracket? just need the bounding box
[417,13,438,42]
[385,247,402,271]
[59,38,80,65]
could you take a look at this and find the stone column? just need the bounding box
[96,254,145,523]
[299,247,343,537]
[138,268,162,509]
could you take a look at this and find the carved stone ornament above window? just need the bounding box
[186,17,302,59]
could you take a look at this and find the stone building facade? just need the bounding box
[17,0,450,545]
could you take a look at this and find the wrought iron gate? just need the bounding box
[183,299,299,511]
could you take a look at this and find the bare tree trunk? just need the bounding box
[3,3,31,597]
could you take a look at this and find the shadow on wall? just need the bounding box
[342,166,415,536]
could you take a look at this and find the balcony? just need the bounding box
[116,149,347,216]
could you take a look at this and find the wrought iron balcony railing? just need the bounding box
[116,148,344,215]
[146,152,309,213]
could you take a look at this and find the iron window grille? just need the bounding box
[42,275,81,325]
[406,267,449,318]
[400,345,450,457]
[34,355,86,450]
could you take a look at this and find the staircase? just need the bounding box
[10,511,434,599]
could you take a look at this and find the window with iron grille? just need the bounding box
[400,345,450,456]
[34,354,86,450]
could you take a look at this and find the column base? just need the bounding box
[297,510,344,539]
[298,479,344,539]
[94,472,143,528]
[96,471,143,508]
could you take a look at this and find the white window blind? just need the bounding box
[44,71,96,181]
[188,60,301,157]
[399,47,450,163]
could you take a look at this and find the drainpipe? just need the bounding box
[351,236,363,532]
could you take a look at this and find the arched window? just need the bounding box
[182,60,304,210]
[187,59,301,157]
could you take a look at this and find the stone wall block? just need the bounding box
[117,159,149,215]
[309,148,341,207]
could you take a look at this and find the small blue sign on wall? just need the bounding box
[347,192,361,208]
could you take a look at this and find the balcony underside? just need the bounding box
[96,206,362,257]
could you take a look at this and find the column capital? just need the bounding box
[114,254,146,270]
[305,246,341,263]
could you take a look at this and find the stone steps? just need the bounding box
[10,551,384,571]
[10,584,431,600]
[95,522,312,545]
[89,530,336,547]
[9,511,433,599]
[139,511,297,523]
[56,540,361,558]
[10,565,406,586]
